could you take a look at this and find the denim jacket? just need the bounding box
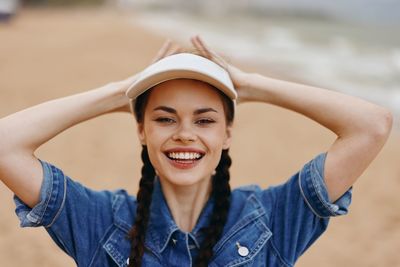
[14,152,352,266]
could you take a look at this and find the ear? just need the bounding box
[222,125,232,150]
[137,123,146,145]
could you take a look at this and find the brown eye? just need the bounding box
[155,117,175,124]
[196,119,215,125]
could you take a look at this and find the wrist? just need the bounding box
[99,82,131,113]
[238,73,274,103]
[234,72,255,89]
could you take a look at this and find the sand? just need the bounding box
[0,7,399,267]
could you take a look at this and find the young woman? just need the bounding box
[0,35,392,267]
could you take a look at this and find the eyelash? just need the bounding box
[154,117,175,123]
[154,117,216,125]
[196,119,216,125]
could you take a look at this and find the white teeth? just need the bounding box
[167,152,202,160]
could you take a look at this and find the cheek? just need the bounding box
[201,126,228,148]
[144,124,171,142]
[143,125,168,164]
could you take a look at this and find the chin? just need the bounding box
[165,172,210,187]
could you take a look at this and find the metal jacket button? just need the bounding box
[236,242,249,257]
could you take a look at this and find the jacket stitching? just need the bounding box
[225,220,271,267]
[268,238,292,267]
[29,161,53,226]
[298,166,329,219]
[45,168,67,228]
[89,223,115,267]
[213,194,265,254]
[310,159,338,216]
[269,179,295,267]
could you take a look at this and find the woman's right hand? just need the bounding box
[0,39,183,207]
[110,39,183,113]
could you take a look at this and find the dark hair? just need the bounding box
[127,145,155,266]
[128,79,234,266]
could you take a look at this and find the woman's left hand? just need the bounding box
[190,37,393,203]
[190,35,253,104]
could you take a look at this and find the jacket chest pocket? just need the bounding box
[210,216,272,267]
[102,227,164,267]
[103,228,131,267]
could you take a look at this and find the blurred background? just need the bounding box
[124,0,400,120]
[1,0,399,266]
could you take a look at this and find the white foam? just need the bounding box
[129,10,400,128]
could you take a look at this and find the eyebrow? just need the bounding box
[153,106,218,115]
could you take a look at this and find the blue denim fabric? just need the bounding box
[14,152,352,266]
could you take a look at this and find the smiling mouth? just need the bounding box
[165,151,204,160]
[163,151,205,169]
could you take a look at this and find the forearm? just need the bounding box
[189,35,392,202]
[0,82,129,155]
[241,73,392,138]
[240,73,392,201]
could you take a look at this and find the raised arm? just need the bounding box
[240,75,392,201]
[0,79,133,208]
[191,35,393,202]
[0,40,181,208]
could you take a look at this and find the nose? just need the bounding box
[172,121,197,143]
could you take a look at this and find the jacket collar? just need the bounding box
[145,178,178,253]
[145,178,215,254]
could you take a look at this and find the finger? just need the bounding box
[195,35,221,60]
[164,44,182,57]
[152,39,173,63]
[191,35,229,70]
[191,35,226,65]
[195,36,224,60]
[190,36,210,57]
[175,46,184,54]
[190,35,212,58]
[193,35,209,51]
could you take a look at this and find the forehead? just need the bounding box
[146,79,224,110]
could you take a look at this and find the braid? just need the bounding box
[128,146,155,267]
[130,74,234,266]
[194,149,232,267]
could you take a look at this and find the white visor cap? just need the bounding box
[126,53,237,104]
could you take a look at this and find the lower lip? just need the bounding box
[165,155,202,169]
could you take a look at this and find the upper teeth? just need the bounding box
[168,152,202,160]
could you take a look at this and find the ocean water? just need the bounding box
[122,4,400,127]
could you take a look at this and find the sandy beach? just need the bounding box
[0,7,399,266]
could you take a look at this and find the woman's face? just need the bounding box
[138,79,232,187]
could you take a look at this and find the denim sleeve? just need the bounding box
[262,152,352,265]
[13,159,117,265]
[299,152,352,218]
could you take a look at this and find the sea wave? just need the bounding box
[126,8,400,128]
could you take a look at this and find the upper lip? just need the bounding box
[164,147,206,155]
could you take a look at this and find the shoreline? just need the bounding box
[127,8,400,129]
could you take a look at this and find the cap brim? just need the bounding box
[126,53,237,102]
[127,69,236,100]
